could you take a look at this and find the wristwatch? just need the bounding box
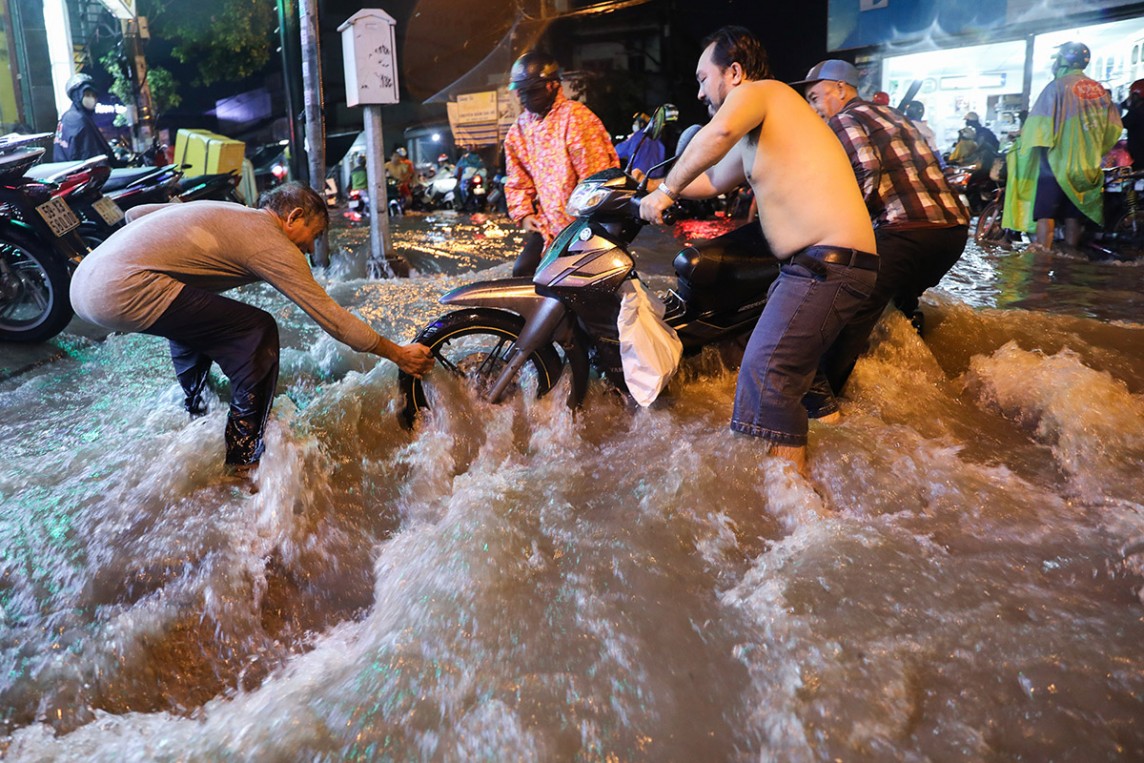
[657,184,680,202]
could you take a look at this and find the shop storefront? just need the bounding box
[831,0,1143,158]
[880,39,1026,154]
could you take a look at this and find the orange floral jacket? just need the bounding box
[504,91,618,242]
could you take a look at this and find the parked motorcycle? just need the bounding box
[398,110,777,427]
[176,170,243,204]
[24,155,125,248]
[104,164,185,211]
[0,136,91,342]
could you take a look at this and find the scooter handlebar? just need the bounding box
[627,193,678,226]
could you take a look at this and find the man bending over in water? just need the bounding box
[640,26,877,477]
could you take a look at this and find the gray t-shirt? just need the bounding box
[69,201,382,353]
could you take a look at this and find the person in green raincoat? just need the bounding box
[1003,41,1122,251]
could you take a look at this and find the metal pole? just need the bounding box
[299,0,328,267]
[276,0,303,183]
[363,104,394,278]
[122,18,155,153]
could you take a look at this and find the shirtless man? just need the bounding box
[640,26,876,476]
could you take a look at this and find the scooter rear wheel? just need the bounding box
[0,228,75,343]
[399,308,563,428]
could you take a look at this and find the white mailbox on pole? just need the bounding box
[338,9,399,107]
[338,9,402,278]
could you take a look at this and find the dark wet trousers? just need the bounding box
[144,285,280,466]
[816,224,968,396]
[512,230,546,277]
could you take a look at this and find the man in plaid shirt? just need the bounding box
[794,60,969,395]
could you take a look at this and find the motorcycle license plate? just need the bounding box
[92,195,125,226]
[36,196,81,237]
[1137,179,1144,191]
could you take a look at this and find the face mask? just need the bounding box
[519,83,558,116]
[82,94,97,110]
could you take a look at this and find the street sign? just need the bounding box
[98,0,135,20]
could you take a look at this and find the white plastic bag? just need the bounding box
[617,279,683,407]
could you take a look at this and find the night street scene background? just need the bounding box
[2,0,1144,760]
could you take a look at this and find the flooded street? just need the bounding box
[2,211,1143,761]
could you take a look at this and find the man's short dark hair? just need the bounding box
[257,182,329,228]
[701,26,771,81]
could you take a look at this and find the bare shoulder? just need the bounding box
[740,79,802,101]
[725,80,811,119]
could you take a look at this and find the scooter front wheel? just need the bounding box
[1111,211,1144,258]
[399,308,564,428]
[974,199,1007,248]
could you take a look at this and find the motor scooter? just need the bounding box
[459,167,488,212]
[416,169,458,211]
[0,135,91,342]
[399,112,777,426]
[347,176,406,222]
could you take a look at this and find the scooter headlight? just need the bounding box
[566,182,610,216]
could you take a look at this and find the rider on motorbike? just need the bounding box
[454,146,486,208]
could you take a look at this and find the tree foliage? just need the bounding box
[142,0,278,86]
[101,50,182,125]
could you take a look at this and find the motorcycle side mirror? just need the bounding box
[674,124,702,157]
[625,104,681,180]
[637,123,701,194]
[645,105,675,142]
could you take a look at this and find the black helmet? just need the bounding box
[1055,42,1090,70]
[508,52,560,91]
[904,100,925,120]
[65,72,95,101]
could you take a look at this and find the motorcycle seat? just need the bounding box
[673,225,779,312]
[104,166,169,192]
[25,156,108,183]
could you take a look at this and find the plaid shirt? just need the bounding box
[504,91,618,241]
[829,100,968,229]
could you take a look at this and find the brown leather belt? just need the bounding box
[799,245,880,272]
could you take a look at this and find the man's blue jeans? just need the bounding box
[731,256,876,446]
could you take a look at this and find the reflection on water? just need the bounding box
[1,212,1142,760]
[942,243,1144,323]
